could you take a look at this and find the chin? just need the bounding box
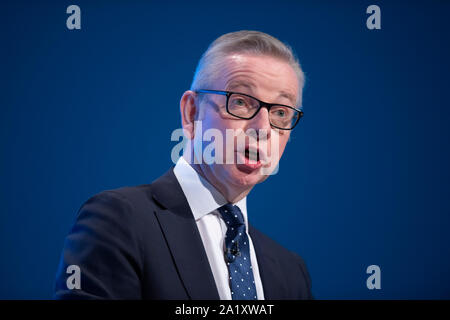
[225,164,269,187]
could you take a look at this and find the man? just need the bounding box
[55,30,312,300]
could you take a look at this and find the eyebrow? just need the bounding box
[226,81,297,106]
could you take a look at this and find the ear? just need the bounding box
[180,90,198,140]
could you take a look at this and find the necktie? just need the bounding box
[218,203,257,300]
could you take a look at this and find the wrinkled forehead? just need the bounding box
[214,54,300,106]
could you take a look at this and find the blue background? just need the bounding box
[1,0,449,299]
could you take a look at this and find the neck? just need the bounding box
[184,148,253,203]
[190,162,253,203]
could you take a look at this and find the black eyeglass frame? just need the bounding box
[194,89,304,130]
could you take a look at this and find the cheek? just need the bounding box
[201,108,226,131]
[199,114,236,159]
[274,131,290,157]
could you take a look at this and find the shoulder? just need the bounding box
[75,166,180,232]
[78,184,152,218]
[71,182,166,245]
[92,183,154,205]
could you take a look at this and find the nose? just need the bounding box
[246,107,272,141]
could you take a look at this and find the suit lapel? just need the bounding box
[151,168,220,300]
[249,225,285,299]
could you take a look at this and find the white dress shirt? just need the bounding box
[173,156,265,300]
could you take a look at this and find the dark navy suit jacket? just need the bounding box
[54,168,312,299]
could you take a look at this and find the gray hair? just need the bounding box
[190,30,305,106]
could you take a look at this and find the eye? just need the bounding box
[232,98,247,107]
[273,108,286,117]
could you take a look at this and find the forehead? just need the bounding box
[215,54,299,105]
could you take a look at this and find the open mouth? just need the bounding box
[234,141,267,172]
[244,147,260,162]
[238,146,263,172]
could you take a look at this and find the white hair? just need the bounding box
[190,30,305,106]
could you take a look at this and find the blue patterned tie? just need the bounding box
[218,203,257,300]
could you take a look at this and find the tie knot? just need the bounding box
[218,203,245,226]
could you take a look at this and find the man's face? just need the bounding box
[193,54,300,195]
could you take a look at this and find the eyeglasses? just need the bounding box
[194,89,304,130]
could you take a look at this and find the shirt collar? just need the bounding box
[173,156,248,226]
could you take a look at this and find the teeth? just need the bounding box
[246,149,258,160]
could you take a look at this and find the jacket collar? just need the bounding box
[150,167,220,299]
[150,166,284,300]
